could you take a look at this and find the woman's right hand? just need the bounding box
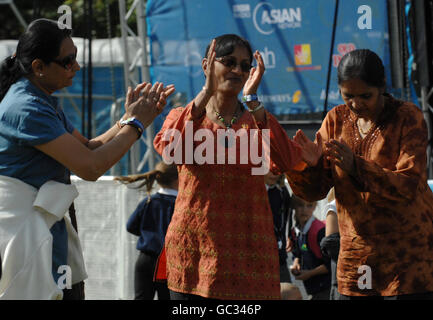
[125,82,175,129]
[192,39,217,118]
[203,39,218,95]
[293,130,323,167]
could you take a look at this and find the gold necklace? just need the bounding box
[357,118,372,135]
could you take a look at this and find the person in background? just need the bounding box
[320,187,340,300]
[116,162,178,300]
[0,18,174,300]
[286,49,433,299]
[289,195,331,300]
[264,172,292,286]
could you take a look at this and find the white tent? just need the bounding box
[0,37,142,67]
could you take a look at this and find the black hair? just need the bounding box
[337,49,385,88]
[114,161,178,202]
[204,34,253,63]
[291,194,317,209]
[0,18,72,101]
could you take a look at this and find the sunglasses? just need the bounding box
[52,51,77,70]
[215,56,252,73]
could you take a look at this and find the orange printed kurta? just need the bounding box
[154,102,302,299]
[285,95,433,296]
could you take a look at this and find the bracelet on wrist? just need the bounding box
[242,94,258,102]
[247,102,264,113]
[116,115,128,130]
[119,117,144,139]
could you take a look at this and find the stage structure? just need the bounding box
[118,0,156,174]
[388,0,433,178]
[410,0,433,178]
[0,0,26,28]
[2,0,432,177]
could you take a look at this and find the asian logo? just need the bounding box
[252,2,302,35]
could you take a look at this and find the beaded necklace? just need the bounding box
[213,103,241,148]
[214,107,238,129]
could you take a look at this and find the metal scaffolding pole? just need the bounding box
[0,0,27,29]
[118,0,156,174]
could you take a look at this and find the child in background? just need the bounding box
[320,188,340,300]
[115,162,178,300]
[264,172,292,285]
[289,195,331,300]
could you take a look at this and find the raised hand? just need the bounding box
[125,82,148,110]
[243,50,265,96]
[293,130,323,167]
[203,39,218,95]
[158,84,176,112]
[125,82,176,129]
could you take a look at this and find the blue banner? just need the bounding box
[146,0,390,120]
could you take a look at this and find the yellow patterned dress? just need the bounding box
[154,102,302,299]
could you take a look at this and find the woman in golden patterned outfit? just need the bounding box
[285,49,433,300]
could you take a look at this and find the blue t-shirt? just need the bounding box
[0,77,75,283]
[126,192,177,256]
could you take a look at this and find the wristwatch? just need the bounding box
[119,117,144,139]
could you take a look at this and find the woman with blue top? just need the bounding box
[0,19,174,300]
[116,161,178,300]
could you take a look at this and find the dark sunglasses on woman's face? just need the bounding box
[215,56,252,73]
[52,52,77,71]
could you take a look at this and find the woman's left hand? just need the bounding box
[124,82,175,117]
[325,138,355,174]
[125,82,147,110]
[243,50,265,96]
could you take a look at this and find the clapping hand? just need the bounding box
[293,130,323,167]
[124,82,176,129]
[325,138,355,175]
[243,50,265,96]
[203,39,218,95]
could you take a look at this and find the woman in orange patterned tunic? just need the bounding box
[153,34,309,300]
[285,49,433,300]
